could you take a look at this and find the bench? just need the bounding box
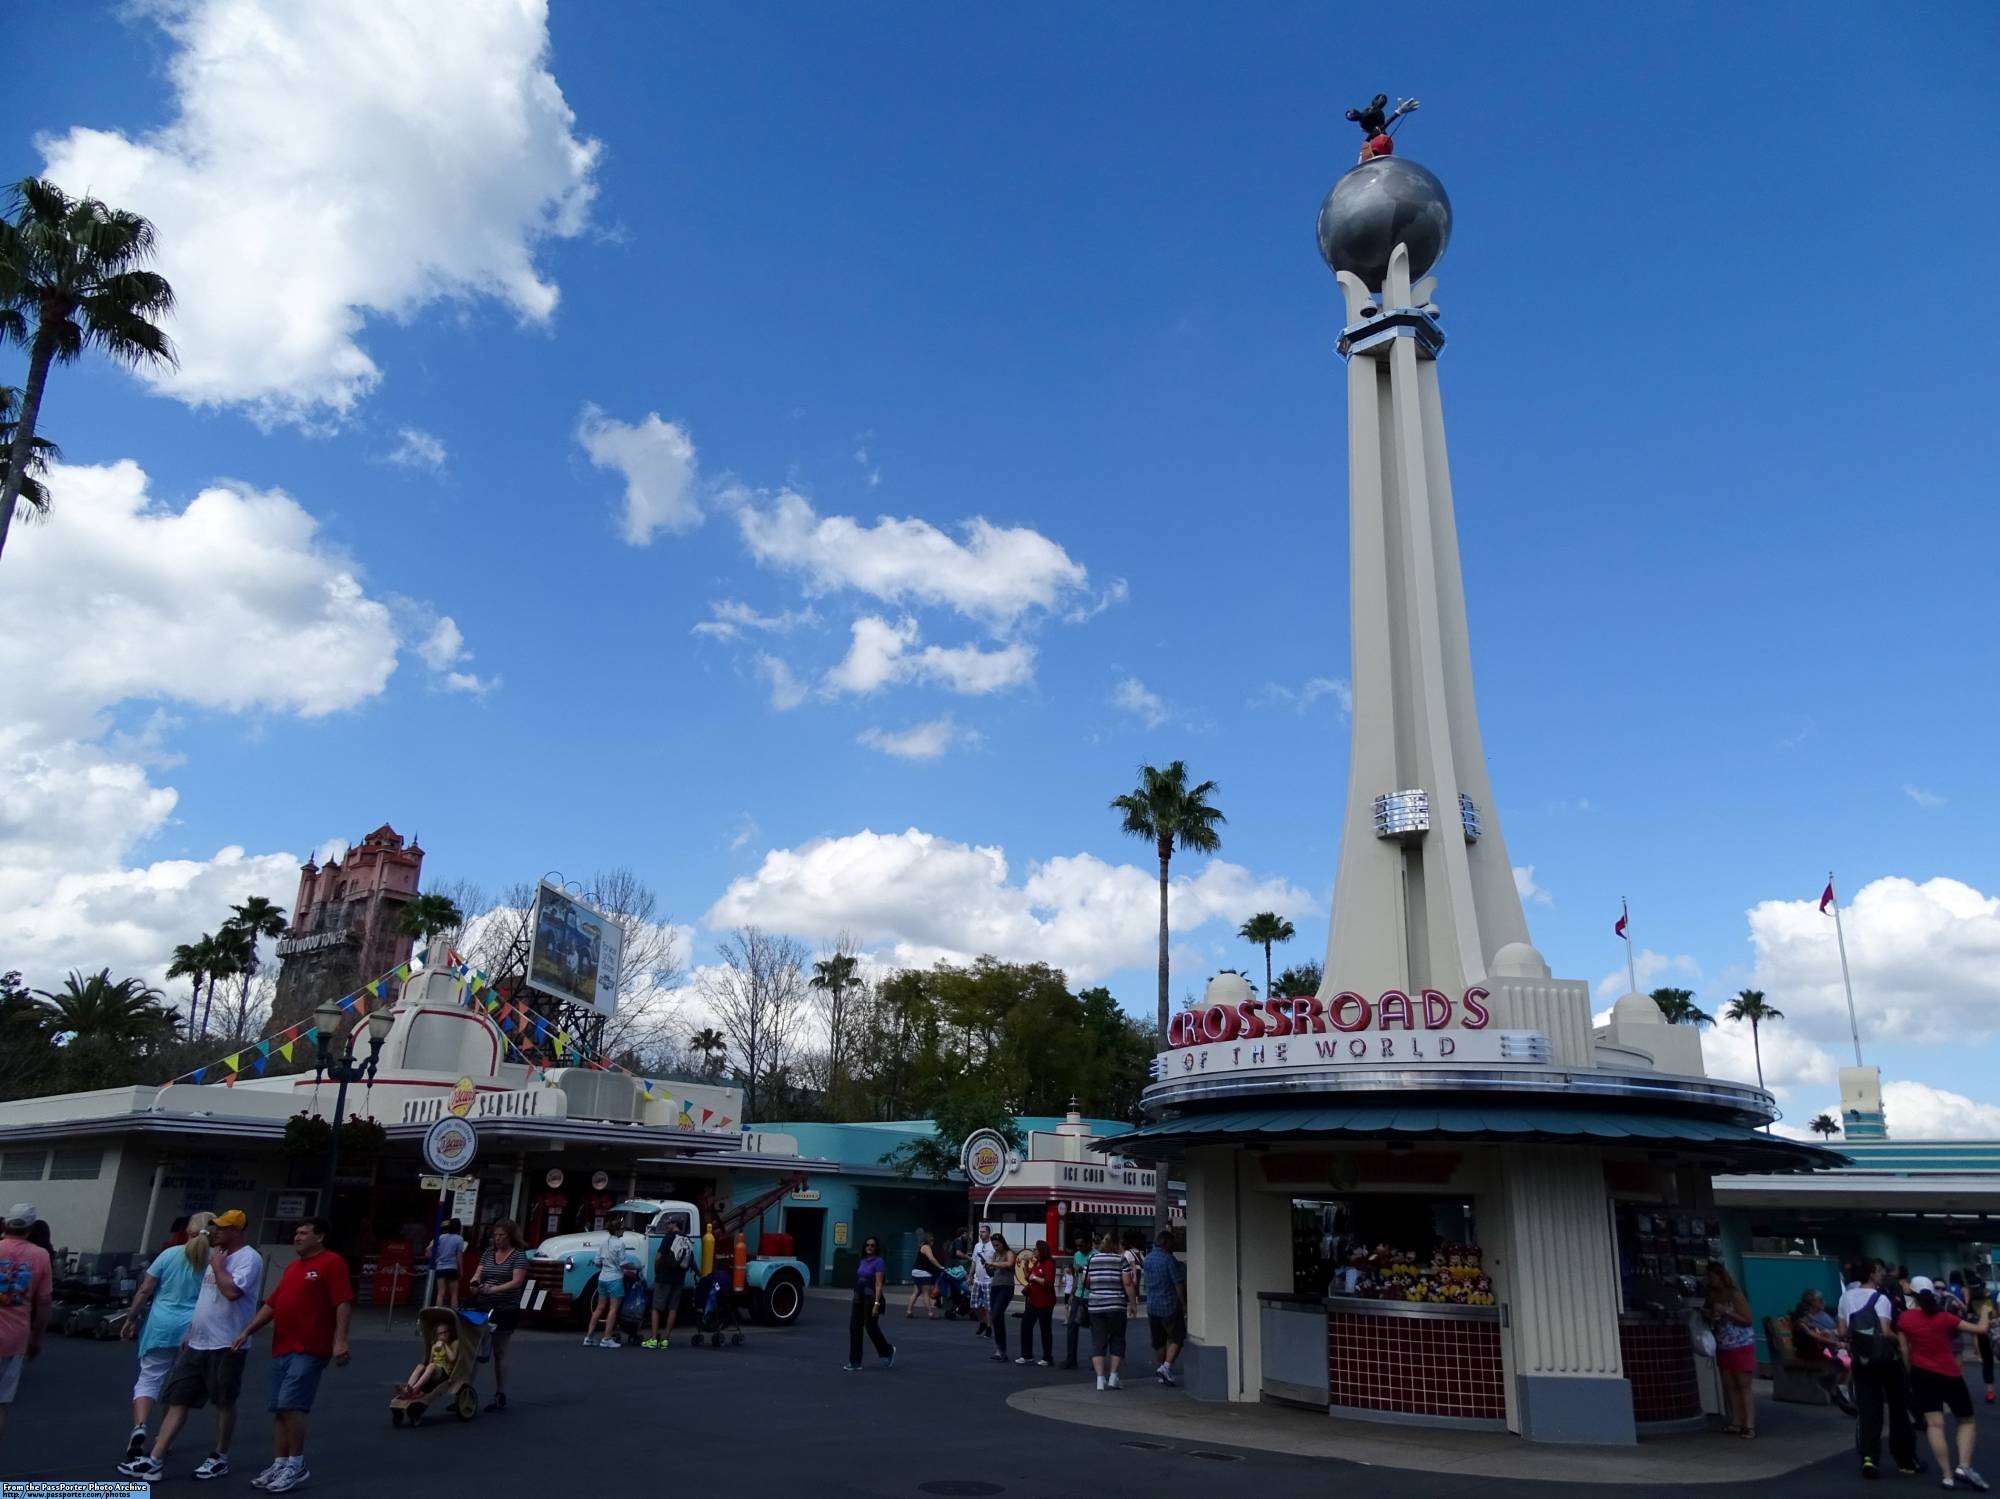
[1764,1314,1834,1406]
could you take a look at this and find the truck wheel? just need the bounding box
[756,1271,804,1326]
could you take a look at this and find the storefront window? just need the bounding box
[1614,1205,1717,1315]
[1292,1195,1488,1304]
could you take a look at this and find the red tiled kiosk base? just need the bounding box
[1327,1298,1506,1428]
[1619,1318,1702,1424]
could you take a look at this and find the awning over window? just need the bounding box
[1103,1105,1845,1172]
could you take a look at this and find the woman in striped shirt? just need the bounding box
[1084,1230,1135,1391]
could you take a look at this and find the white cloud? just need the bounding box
[3,461,401,738]
[1903,785,1947,810]
[411,614,497,696]
[1742,876,2000,1047]
[756,653,808,711]
[577,406,702,544]
[852,433,881,488]
[727,814,761,853]
[1065,578,1130,625]
[857,717,981,761]
[726,487,1090,630]
[1513,866,1553,906]
[1112,676,1169,730]
[690,599,818,641]
[386,427,447,473]
[1594,947,1700,1000]
[703,827,1313,984]
[0,458,468,987]
[1255,676,1354,716]
[39,0,600,421]
[823,616,1034,698]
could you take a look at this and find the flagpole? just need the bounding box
[1829,871,1862,1067]
[1623,897,1639,996]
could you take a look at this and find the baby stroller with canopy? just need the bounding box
[390,1307,485,1426]
[685,1269,744,1349]
[936,1264,971,1321]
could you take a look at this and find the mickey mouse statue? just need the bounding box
[1345,92,1421,163]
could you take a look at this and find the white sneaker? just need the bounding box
[581,1336,597,1347]
[265,1461,309,1493]
[126,1425,150,1460]
[117,1457,163,1481]
[1037,1359,1051,1366]
[192,1453,231,1480]
[1957,1469,1989,1494]
[250,1458,289,1489]
[1108,1372,1122,1389]
[1095,1375,1107,1391]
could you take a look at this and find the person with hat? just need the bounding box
[230,1217,352,1494]
[1899,1273,1994,1490]
[119,1207,263,1483]
[0,1203,54,1447]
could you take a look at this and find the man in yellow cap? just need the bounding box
[120,1208,263,1483]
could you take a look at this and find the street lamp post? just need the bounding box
[313,1001,397,1196]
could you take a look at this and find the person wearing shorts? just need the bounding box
[120,1208,263,1483]
[0,1203,55,1445]
[584,1215,638,1348]
[472,1221,529,1411]
[1900,1275,1994,1488]
[234,1217,352,1494]
[646,1217,694,1348]
[968,1225,995,1338]
[123,1210,216,1459]
[1143,1230,1188,1386]
[1084,1231,1133,1391]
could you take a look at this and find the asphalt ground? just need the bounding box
[0,1295,1902,1497]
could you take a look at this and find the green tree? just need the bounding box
[1111,760,1224,1226]
[1723,989,1785,1091]
[0,178,175,565]
[165,932,234,1042]
[688,1026,728,1080]
[396,891,464,949]
[34,969,175,1046]
[220,896,287,1032]
[1273,959,1323,998]
[882,1085,1023,1180]
[808,950,861,1109]
[0,386,58,527]
[1238,912,1297,1008]
[1648,987,1713,1027]
[0,970,50,1098]
[1809,1113,1841,1140]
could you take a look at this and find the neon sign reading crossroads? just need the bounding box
[1166,986,1491,1049]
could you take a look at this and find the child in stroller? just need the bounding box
[686,1269,744,1349]
[390,1307,485,1426]
[936,1264,972,1321]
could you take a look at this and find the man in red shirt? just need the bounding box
[232,1218,351,1494]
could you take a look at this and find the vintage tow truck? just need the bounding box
[525,1175,811,1327]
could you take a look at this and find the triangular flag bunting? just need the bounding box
[222,1053,240,1072]
[223,1072,238,1088]
[190,1067,206,1084]
[251,1056,268,1075]
[256,1039,271,1057]
[700,1108,713,1125]
[278,1041,294,1063]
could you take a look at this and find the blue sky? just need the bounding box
[4,2,1996,1132]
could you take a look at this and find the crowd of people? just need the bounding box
[862,1222,1187,1391]
[1707,1257,1996,1487]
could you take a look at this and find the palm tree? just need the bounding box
[809,953,860,1102]
[33,969,174,1045]
[1723,988,1785,1091]
[1648,987,1714,1027]
[1238,912,1297,1003]
[0,386,58,527]
[165,934,226,1042]
[220,896,288,1029]
[396,892,465,955]
[1809,1113,1841,1140]
[1112,760,1225,1227]
[689,1027,727,1079]
[0,178,175,565]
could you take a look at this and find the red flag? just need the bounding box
[1614,912,1628,939]
[1820,881,1836,915]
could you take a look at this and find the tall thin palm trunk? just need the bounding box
[1154,843,1171,1230]
[1750,1021,1764,1091]
[1263,941,1274,1004]
[0,334,55,563]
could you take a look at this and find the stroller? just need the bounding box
[936,1264,972,1321]
[685,1270,744,1349]
[390,1307,485,1426]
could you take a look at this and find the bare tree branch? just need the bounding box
[698,926,807,1120]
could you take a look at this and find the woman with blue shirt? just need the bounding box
[122,1211,216,1460]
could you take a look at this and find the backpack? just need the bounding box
[1848,1293,1899,1370]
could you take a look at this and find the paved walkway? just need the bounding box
[1009,1375,1855,1485]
